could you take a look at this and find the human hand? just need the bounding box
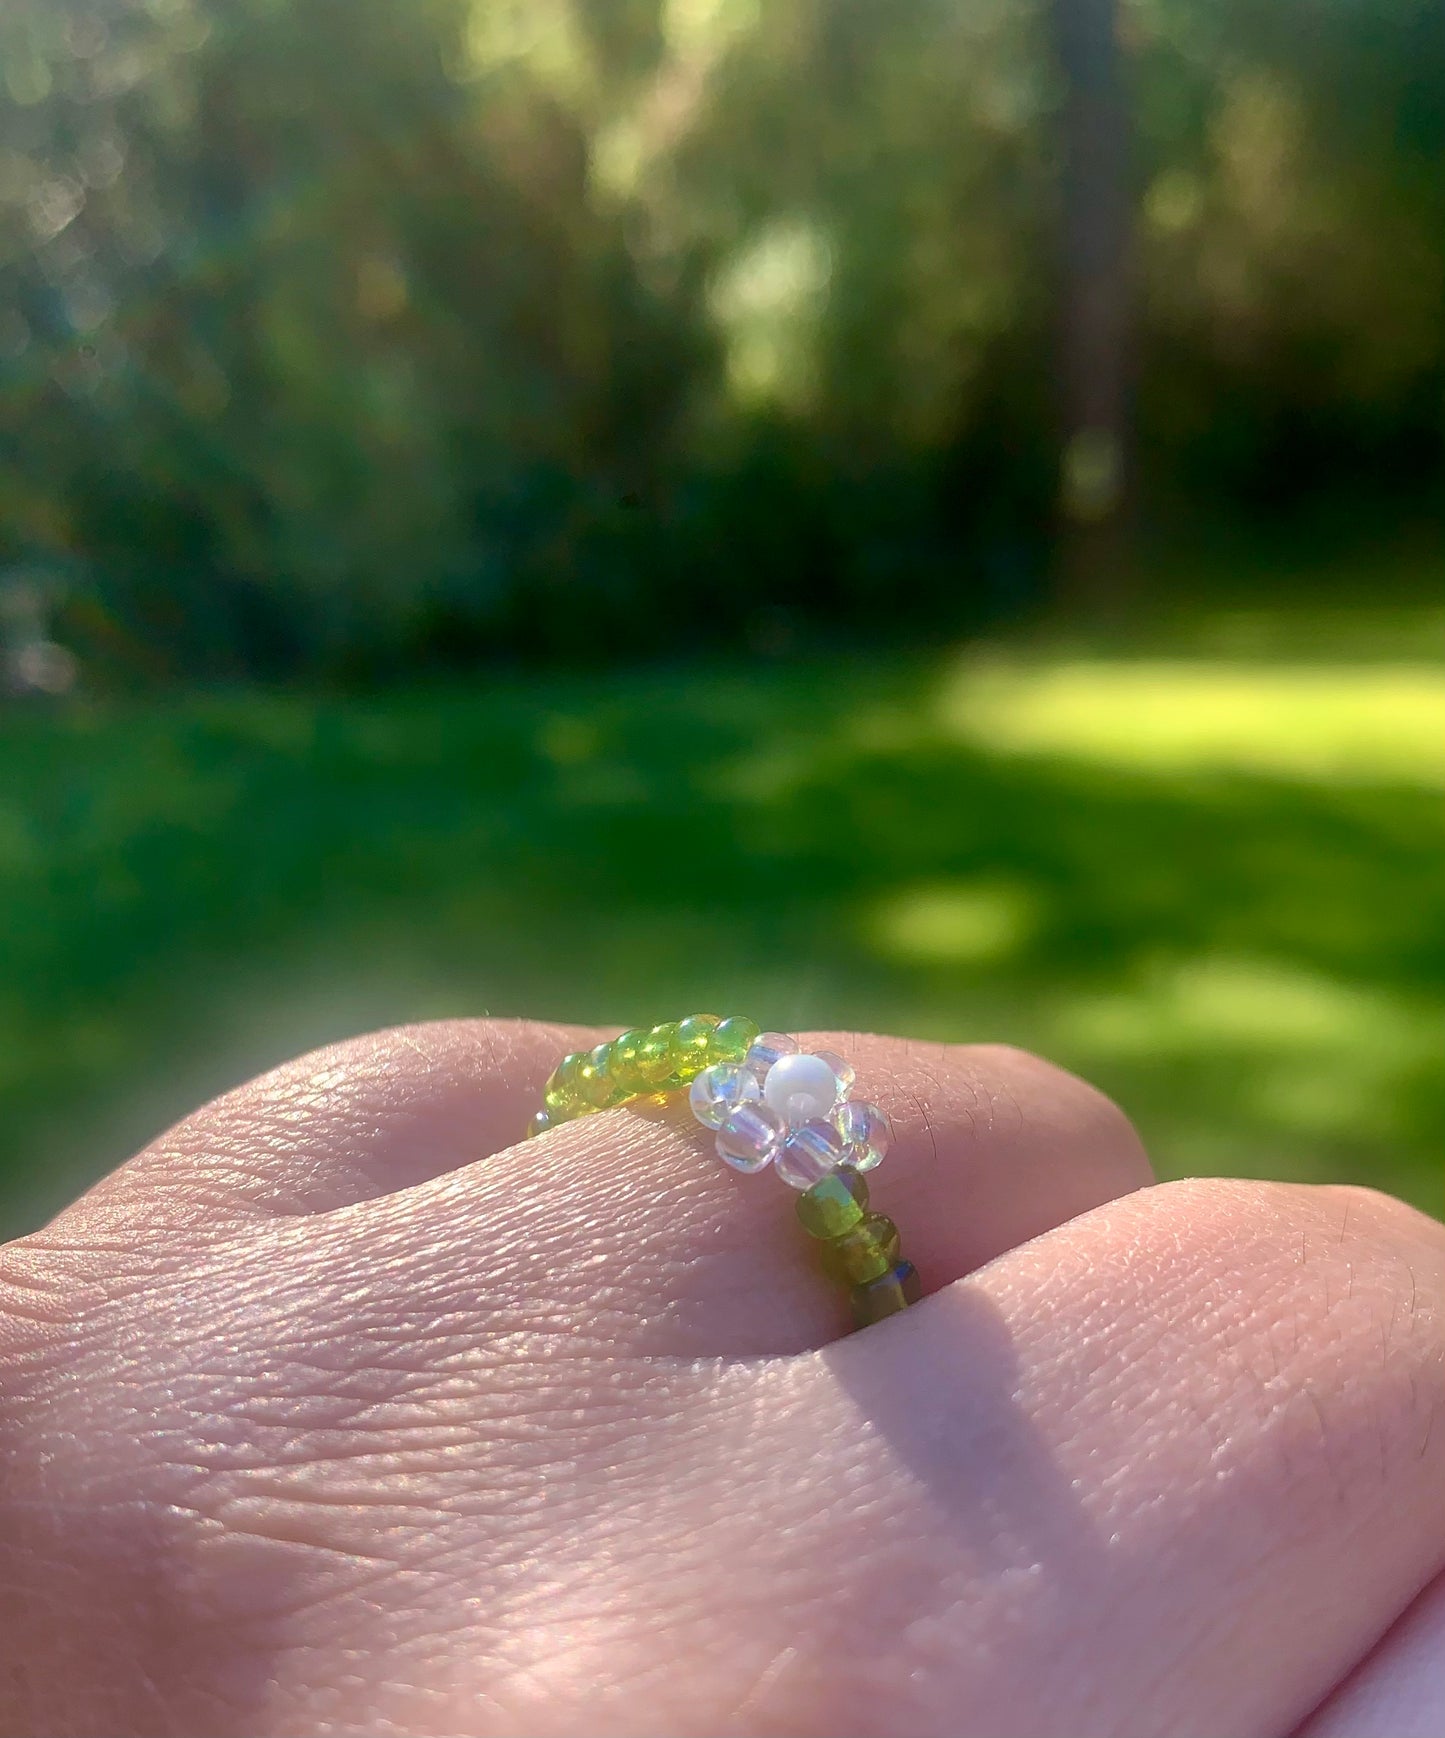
[0,1022,1441,1737]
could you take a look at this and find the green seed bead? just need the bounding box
[796,1169,870,1239]
[850,1259,921,1328]
[710,1015,761,1062]
[543,1051,585,1112]
[672,1014,720,1080]
[575,1046,618,1109]
[595,1038,635,1104]
[572,1063,602,1108]
[526,1108,552,1140]
[543,1074,574,1115]
[636,1022,679,1084]
[824,1213,901,1285]
[610,1027,649,1092]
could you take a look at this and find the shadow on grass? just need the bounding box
[1,645,1442,1231]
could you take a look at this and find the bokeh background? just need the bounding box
[2,0,1442,1231]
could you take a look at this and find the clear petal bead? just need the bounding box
[744,1031,799,1081]
[775,1117,847,1190]
[762,1052,844,1127]
[834,1099,892,1172]
[715,1101,785,1173]
[814,1050,856,1093]
[688,1062,761,1131]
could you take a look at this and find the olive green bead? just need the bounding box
[850,1259,921,1327]
[823,1213,901,1285]
[636,1022,679,1084]
[796,1168,870,1239]
[526,1108,552,1140]
[710,1015,761,1062]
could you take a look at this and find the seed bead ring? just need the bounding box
[527,1015,921,1328]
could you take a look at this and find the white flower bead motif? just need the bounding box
[762,1052,843,1128]
[689,1062,762,1131]
[775,1117,848,1189]
[715,1101,786,1173]
[834,1099,891,1171]
[743,1032,798,1080]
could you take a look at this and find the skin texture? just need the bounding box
[0,1020,1441,1737]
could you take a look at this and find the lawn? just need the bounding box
[3,598,1443,1231]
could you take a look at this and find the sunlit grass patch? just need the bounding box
[1048,955,1444,1167]
[866,880,1041,968]
[939,658,1445,786]
[1053,955,1409,1055]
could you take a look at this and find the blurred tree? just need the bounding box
[1,0,1443,682]
[1132,0,1445,506]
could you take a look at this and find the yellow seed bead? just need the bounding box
[573,1054,611,1110]
[675,1014,720,1054]
[672,1014,720,1081]
[584,1040,630,1108]
[711,1015,761,1062]
[636,1022,678,1084]
[544,1051,585,1115]
[609,1027,650,1094]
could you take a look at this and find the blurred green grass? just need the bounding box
[3,604,1443,1231]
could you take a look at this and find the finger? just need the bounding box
[588,1179,1445,1738]
[1293,1569,1445,1738]
[72,1023,1151,1351]
[347,1028,1152,1355]
[152,1175,1441,1738]
[67,1019,607,1234]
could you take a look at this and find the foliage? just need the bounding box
[3,0,1444,673]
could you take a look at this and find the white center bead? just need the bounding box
[762,1052,840,1127]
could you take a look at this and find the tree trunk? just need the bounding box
[1051,0,1134,614]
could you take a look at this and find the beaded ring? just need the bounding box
[527,1015,921,1328]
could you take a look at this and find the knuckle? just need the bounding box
[1320,1181,1445,1251]
[1142,1175,1445,1451]
[970,1042,1150,1170]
